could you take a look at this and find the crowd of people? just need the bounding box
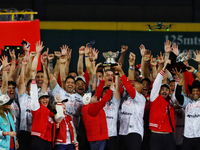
[0,39,200,150]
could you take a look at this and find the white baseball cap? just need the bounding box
[82,93,91,105]
[0,94,11,105]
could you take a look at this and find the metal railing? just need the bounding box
[0,12,38,21]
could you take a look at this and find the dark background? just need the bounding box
[40,30,200,74]
[1,0,200,22]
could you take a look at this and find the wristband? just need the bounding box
[32,79,36,84]
[115,73,119,75]
[2,68,8,71]
[3,132,8,136]
[193,70,197,74]
[85,56,89,57]
[129,66,135,70]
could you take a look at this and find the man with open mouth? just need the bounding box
[175,66,200,150]
[75,76,86,97]
[149,59,176,150]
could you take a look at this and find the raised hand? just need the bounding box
[79,46,85,55]
[54,51,61,58]
[41,55,47,66]
[139,44,146,57]
[164,40,172,53]
[66,48,72,60]
[56,95,61,102]
[121,45,128,53]
[18,53,24,64]
[95,63,102,72]
[192,50,200,63]
[59,55,68,64]
[0,56,10,69]
[171,68,183,78]
[85,43,91,55]
[35,41,45,53]
[9,49,15,60]
[48,54,54,62]
[60,45,68,55]
[31,70,36,79]
[42,48,49,60]
[112,63,122,72]
[143,50,151,62]
[157,52,165,64]
[92,48,99,61]
[129,52,135,66]
[150,55,157,66]
[186,66,196,73]
[186,50,191,62]
[172,43,179,56]
[23,40,31,52]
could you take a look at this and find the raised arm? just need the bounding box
[54,95,64,123]
[46,62,58,90]
[59,55,68,88]
[32,41,45,72]
[47,53,54,74]
[77,46,85,76]
[150,60,170,102]
[150,55,158,79]
[18,57,29,95]
[53,52,61,80]
[114,70,120,100]
[31,71,40,111]
[64,48,72,77]
[85,43,94,82]
[128,52,135,81]
[60,45,71,78]
[164,40,171,60]
[140,44,151,79]
[113,63,137,99]
[157,52,165,74]
[186,66,200,81]
[192,50,200,74]
[25,52,36,85]
[14,54,24,84]
[41,54,48,92]
[8,50,16,81]
[171,68,185,105]
[118,45,128,66]
[92,63,102,92]
[88,89,112,117]
[0,56,10,94]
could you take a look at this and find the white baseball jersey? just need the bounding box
[103,95,120,137]
[180,96,200,138]
[119,91,146,139]
[18,93,32,132]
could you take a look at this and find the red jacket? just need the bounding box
[149,95,175,132]
[82,89,112,142]
[55,114,78,148]
[31,104,56,144]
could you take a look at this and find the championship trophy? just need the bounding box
[166,51,189,73]
[102,51,119,67]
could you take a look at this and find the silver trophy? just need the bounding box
[176,52,188,63]
[166,51,189,73]
[102,51,119,66]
